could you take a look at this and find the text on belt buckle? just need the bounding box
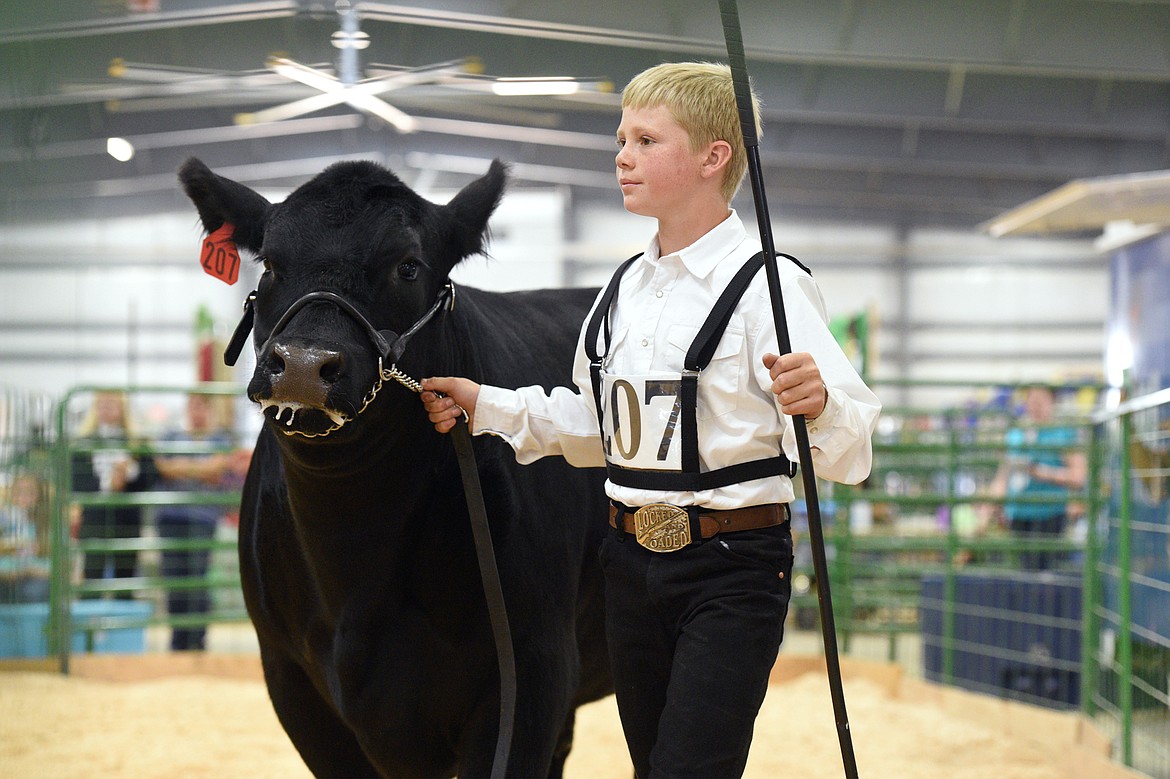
[633,504,692,553]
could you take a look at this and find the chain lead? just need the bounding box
[282,358,463,439]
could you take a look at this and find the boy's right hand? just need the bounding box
[420,377,481,434]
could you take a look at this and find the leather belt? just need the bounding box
[608,502,788,553]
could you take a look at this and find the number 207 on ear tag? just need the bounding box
[200,223,242,285]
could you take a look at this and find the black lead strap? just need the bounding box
[451,420,515,778]
[718,2,860,777]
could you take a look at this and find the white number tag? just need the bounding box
[600,371,682,471]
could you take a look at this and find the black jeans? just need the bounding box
[79,507,143,600]
[1008,513,1066,570]
[157,510,217,650]
[599,520,794,778]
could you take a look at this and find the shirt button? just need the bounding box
[641,339,649,347]
[655,290,664,298]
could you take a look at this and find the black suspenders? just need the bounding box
[584,251,798,492]
[584,253,640,448]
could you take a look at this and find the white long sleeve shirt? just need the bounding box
[474,211,880,509]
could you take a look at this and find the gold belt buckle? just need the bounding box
[632,504,692,553]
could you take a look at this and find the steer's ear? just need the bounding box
[178,157,271,253]
[443,158,507,261]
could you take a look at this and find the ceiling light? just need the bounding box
[106,137,135,161]
[492,78,581,96]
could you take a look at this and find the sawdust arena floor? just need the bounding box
[0,652,1129,779]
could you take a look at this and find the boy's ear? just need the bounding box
[700,140,734,180]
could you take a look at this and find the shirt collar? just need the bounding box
[645,210,748,280]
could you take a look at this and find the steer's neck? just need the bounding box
[276,412,452,604]
[277,407,445,507]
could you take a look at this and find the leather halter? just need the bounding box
[223,283,453,367]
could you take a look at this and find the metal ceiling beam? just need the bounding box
[0,0,1166,234]
[0,1,297,43]
[355,0,1170,82]
[4,0,1168,80]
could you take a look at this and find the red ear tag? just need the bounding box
[200,222,242,285]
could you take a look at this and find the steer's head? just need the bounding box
[179,157,505,440]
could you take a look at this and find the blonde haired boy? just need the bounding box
[424,61,879,777]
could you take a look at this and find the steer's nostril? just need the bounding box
[269,343,342,407]
[319,354,343,384]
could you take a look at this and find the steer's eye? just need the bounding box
[260,257,273,273]
[397,260,419,281]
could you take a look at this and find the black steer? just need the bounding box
[179,157,613,778]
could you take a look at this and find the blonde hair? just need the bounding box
[75,390,137,440]
[5,471,51,553]
[621,61,762,202]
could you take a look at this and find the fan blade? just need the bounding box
[268,57,344,93]
[355,58,476,95]
[343,93,417,133]
[236,91,349,124]
[109,58,232,84]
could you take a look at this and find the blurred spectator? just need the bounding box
[0,471,51,603]
[153,392,249,651]
[70,390,156,599]
[983,385,1086,570]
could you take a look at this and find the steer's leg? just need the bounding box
[548,707,577,779]
[455,693,503,779]
[262,649,378,777]
[456,655,575,778]
[513,645,578,778]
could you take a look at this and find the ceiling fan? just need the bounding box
[97,0,614,159]
[233,0,468,131]
[231,0,612,131]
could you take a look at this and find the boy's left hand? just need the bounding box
[764,352,827,419]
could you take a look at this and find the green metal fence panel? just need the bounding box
[0,385,57,656]
[1088,388,1170,779]
[42,385,252,672]
[793,380,1097,686]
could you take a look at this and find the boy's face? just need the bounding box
[615,105,710,220]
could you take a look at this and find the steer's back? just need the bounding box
[455,286,600,391]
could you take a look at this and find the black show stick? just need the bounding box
[718,1,859,776]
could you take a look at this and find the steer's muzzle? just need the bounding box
[267,342,343,408]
